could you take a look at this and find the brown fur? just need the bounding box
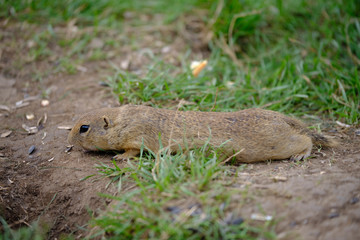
[68,105,336,162]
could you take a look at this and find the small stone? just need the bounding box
[329,212,339,218]
[166,206,181,214]
[28,145,36,155]
[355,129,360,136]
[229,217,244,225]
[350,197,359,204]
[99,81,110,87]
[290,221,297,227]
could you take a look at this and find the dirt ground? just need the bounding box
[1,21,360,240]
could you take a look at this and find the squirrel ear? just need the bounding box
[102,116,112,129]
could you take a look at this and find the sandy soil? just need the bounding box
[1,20,359,240]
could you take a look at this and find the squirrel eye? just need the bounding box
[79,125,90,133]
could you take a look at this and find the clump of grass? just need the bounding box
[0,218,45,240]
[1,0,209,26]
[91,142,276,239]
[109,45,359,123]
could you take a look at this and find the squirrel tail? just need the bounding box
[309,132,338,148]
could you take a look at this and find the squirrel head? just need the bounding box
[68,108,118,151]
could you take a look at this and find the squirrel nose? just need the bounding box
[67,130,75,145]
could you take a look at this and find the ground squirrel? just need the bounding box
[68,105,336,162]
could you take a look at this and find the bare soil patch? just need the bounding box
[1,21,359,240]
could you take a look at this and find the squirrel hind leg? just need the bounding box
[290,144,312,161]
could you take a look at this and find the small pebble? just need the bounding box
[350,197,359,204]
[229,217,244,225]
[166,206,181,214]
[290,221,297,227]
[188,228,198,234]
[99,81,110,87]
[355,129,360,136]
[329,212,339,218]
[28,145,36,155]
[190,208,202,216]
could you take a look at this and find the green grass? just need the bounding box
[0,218,44,240]
[1,0,359,239]
[104,0,359,123]
[91,142,276,239]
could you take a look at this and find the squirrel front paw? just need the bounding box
[112,149,140,161]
